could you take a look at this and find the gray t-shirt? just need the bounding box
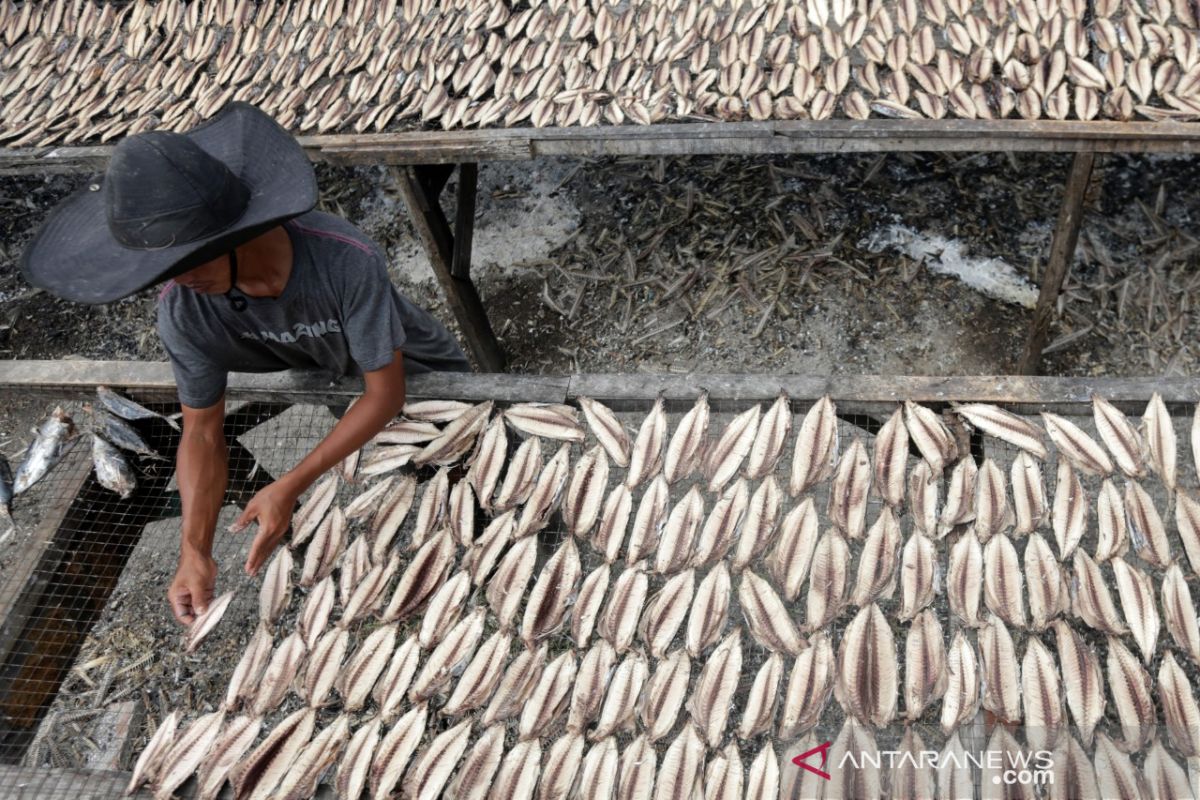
[158,211,469,408]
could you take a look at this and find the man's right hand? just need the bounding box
[168,553,217,625]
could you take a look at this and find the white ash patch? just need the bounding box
[861,224,1039,308]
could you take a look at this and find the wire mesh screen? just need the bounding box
[0,392,1196,797]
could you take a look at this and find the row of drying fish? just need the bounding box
[7,387,177,506]
[4,0,1200,146]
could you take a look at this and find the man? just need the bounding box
[21,103,470,625]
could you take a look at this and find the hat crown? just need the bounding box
[105,131,250,249]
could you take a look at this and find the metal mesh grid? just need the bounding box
[0,393,1196,795]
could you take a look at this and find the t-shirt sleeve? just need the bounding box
[157,301,228,409]
[340,253,408,373]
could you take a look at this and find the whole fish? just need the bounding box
[14,406,75,494]
[97,385,180,430]
[92,434,137,499]
[96,410,162,459]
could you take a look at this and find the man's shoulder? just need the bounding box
[287,211,382,264]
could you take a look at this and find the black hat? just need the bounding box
[20,102,318,304]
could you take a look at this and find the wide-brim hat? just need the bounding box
[20,102,318,304]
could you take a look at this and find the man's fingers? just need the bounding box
[245,528,275,576]
[170,588,194,625]
[228,508,253,534]
[194,583,213,616]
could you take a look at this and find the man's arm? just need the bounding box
[233,349,408,575]
[167,395,228,624]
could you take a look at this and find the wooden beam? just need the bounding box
[1018,152,1097,375]
[452,163,478,281]
[395,165,506,372]
[4,120,1200,174]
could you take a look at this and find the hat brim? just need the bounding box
[20,103,318,304]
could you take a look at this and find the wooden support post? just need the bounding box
[395,164,506,372]
[452,163,478,281]
[1017,151,1096,375]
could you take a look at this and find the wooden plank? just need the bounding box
[4,120,1200,175]
[1018,152,1097,375]
[0,443,90,676]
[565,373,1200,414]
[395,165,507,372]
[0,360,569,404]
[452,163,478,281]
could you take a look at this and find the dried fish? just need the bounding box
[1010,452,1047,536]
[1053,619,1106,746]
[579,396,632,467]
[1142,392,1178,490]
[978,615,1021,724]
[790,395,839,497]
[903,610,946,721]
[1021,635,1065,753]
[229,708,311,800]
[593,652,649,740]
[983,533,1026,628]
[576,737,617,800]
[298,575,335,649]
[125,711,177,796]
[403,400,471,422]
[1163,563,1200,666]
[183,591,234,653]
[1093,733,1143,800]
[767,497,819,602]
[542,734,583,800]
[275,715,349,800]
[572,564,610,648]
[418,570,469,648]
[1051,460,1087,560]
[495,436,542,512]
[872,407,909,507]
[1143,739,1193,798]
[705,744,744,800]
[224,625,272,711]
[973,458,1011,543]
[196,715,261,800]
[834,603,898,728]
[383,530,454,622]
[693,478,748,568]
[592,484,632,564]
[410,467,450,550]
[338,536,372,608]
[1025,533,1068,632]
[850,508,902,606]
[1110,557,1159,663]
[805,530,849,631]
[828,438,871,539]
[947,531,983,627]
[704,404,761,493]
[565,445,610,539]
[302,627,349,708]
[898,531,938,620]
[656,485,705,574]
[1125,480,1172,569]
[902,464,936,543]
[891,728,934,800]
[640,569,695,659]
[467,416,507,513]
[1159,651,1200,757]
[939,630,979,736]
[655,723,705,800]
[938,457,978,537]
[446,726,506,800]
[505,403,585,442]
[519,649,577,740]
[626,395,666,489]
[746,392,792,481]
[1095,479,1129,562]
[298,505,346,587]
[465,510,515,586]
[740,571,804,655]
[414,401,492,466]
[290,474,337,548]
[1176,489,1200,578]
[954,403,1048,459]
[779,633,834,739]
[522,538,582,647]
[627,476,668,564]
[370,475,416,561]
[338,623,398,712]
[619,734,657,800]
[687,629,742,748]
[569,640,617,734]
[405,719,472,800]
[448,480,477,547]
[1106,636,1155,753]
[410,608,483,702]
[482,644,547,727]
[515,442,570,537]
[903,400,957,476]
[1043,412,1114,476]
[745,743,779,800]
[336,717,381,800]
[1092,395,1145,479]
[827,720,882,800]
[664,392,709,484]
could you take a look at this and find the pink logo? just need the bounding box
[792,741,833,781]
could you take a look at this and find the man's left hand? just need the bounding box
[231,480,301,576]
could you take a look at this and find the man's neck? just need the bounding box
[234,226,294,298]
